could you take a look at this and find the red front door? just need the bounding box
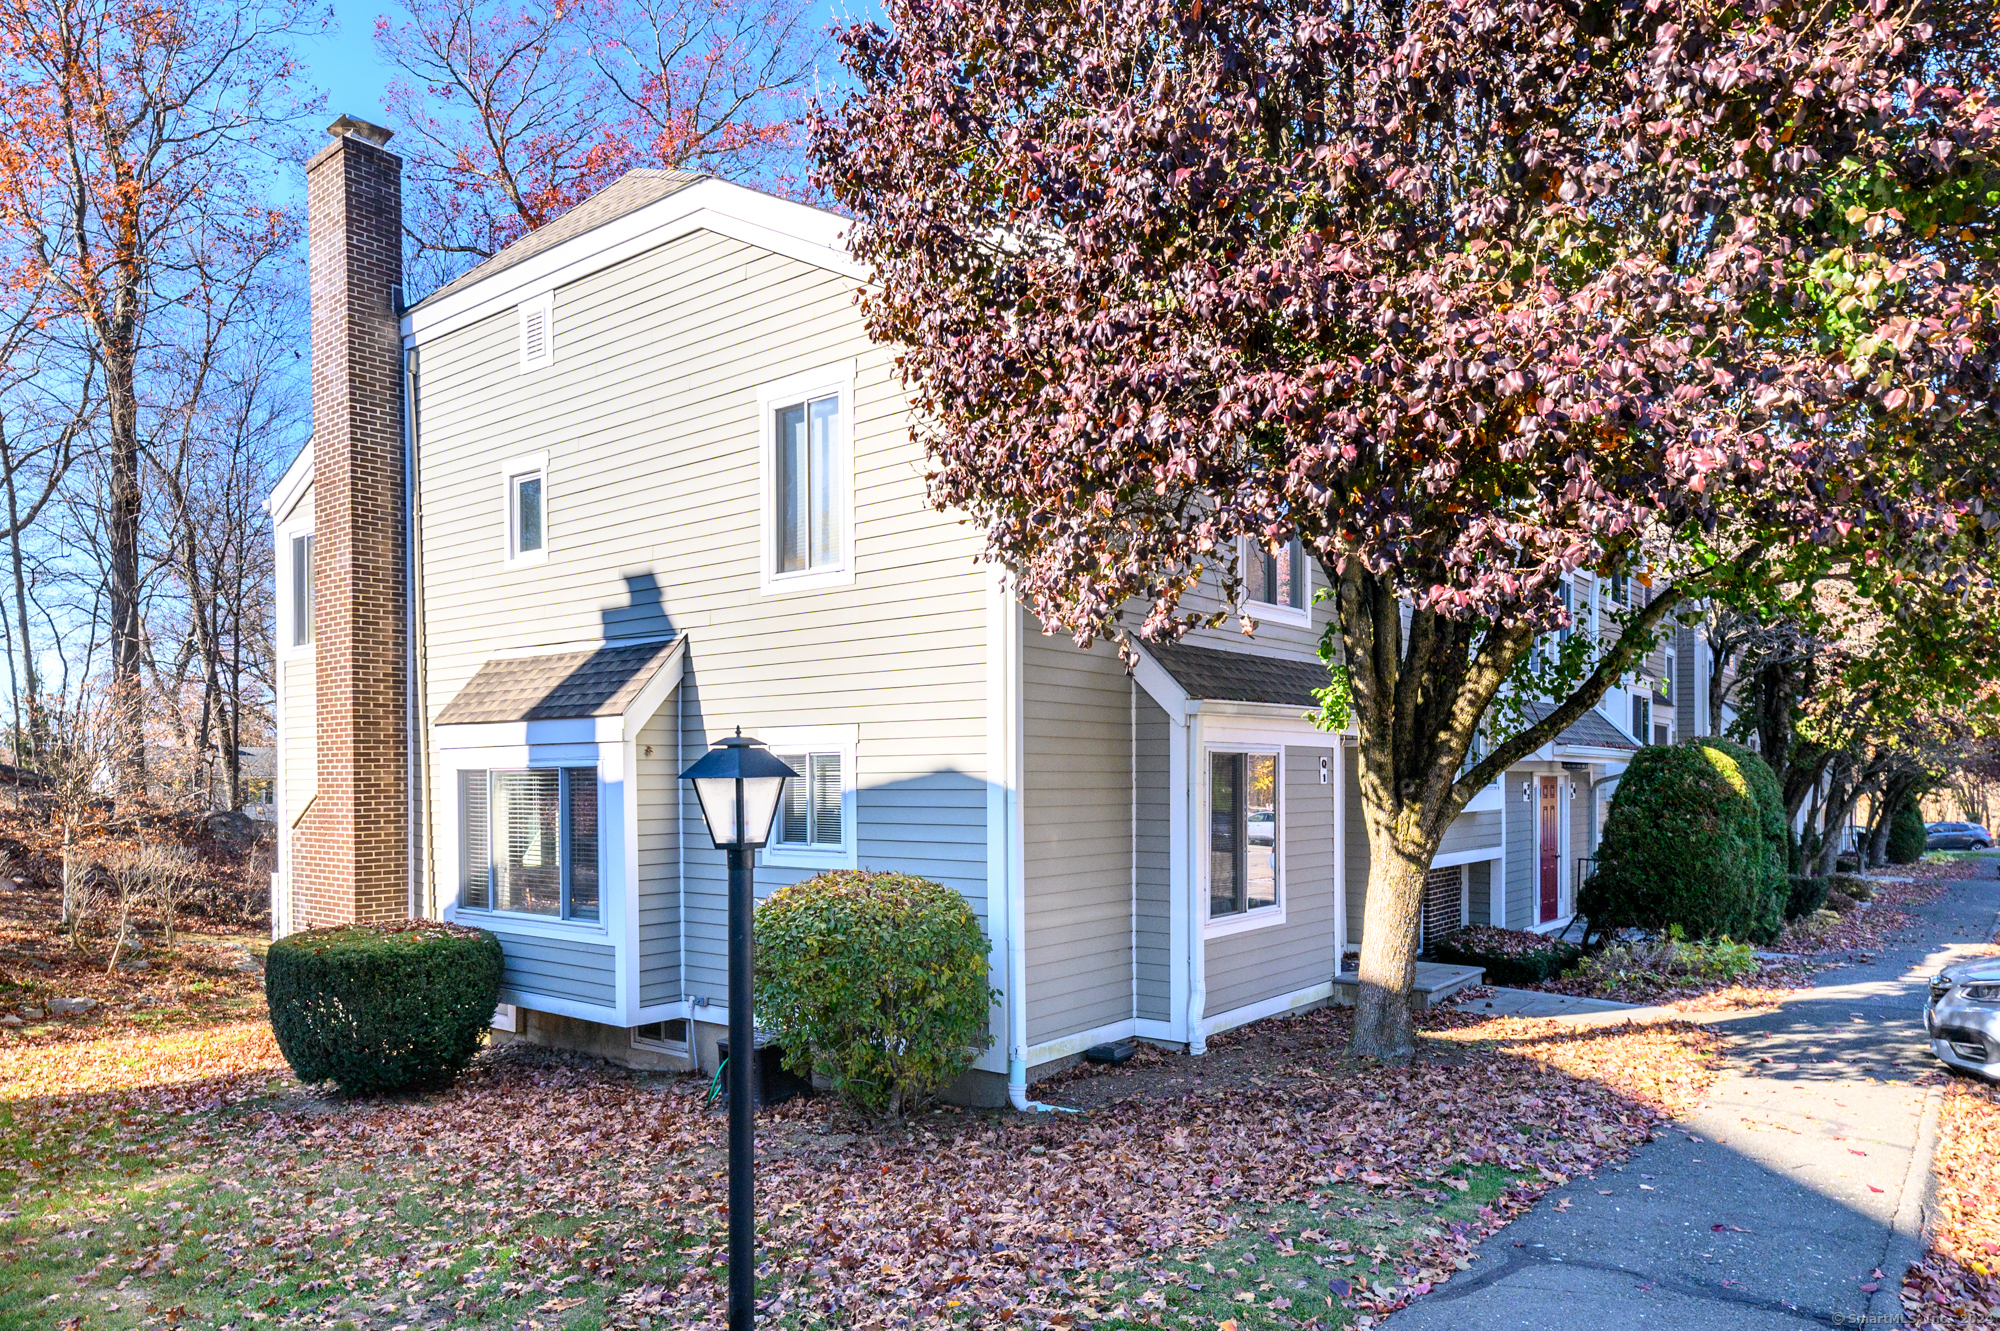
[1538,776,1560,922]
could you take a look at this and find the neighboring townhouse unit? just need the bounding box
[269,118,1515,1103]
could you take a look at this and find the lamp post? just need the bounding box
[681,728,796,1331]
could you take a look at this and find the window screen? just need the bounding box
[1210,751,1279,917]
[776,395,841,574]
[775,751,843,848]
[291,534,314,646]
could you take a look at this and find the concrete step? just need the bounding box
[1332,960,1484,1009]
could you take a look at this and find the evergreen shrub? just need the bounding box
[1579,742,1780,942]
[266,920,502,1094]
[1887,802,1927,865]
[1785,874,1831,922]
[755,871,995,1121]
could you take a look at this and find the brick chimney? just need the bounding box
[295,115,409,926]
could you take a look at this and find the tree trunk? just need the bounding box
[104,340,146,802]
[3,439,37,763]
[1350,819,1431,1059]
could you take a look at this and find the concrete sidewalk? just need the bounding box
[1388,873,2000,1331]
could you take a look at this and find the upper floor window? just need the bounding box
[1662,650,1677,707]
[290,533,314,647]
[1630,692,1652,744]
[518,293,554,372]
[1243,536,1307,613]
[1209,749,1280,921]
[776,395,840,574]
[760,364,855,593]
[460,766,599,922]
[502,455,548,565]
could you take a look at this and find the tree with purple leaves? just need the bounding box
[812,0,2000,1056]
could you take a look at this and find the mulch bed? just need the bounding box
[1,997,1721,1330]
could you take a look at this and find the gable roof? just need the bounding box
[410,169,708,312]
[1142,640,1332,708]
[435,638,681,725]
[1518,698,1641,753]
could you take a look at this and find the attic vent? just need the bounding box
[519,293,554,371]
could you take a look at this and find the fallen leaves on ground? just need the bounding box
[1,999,1722,1331]
[1902,1076,2000,1329]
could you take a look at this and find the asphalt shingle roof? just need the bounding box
[409,169,708,311]
[435,639,680,725]
[1142,640,1333,708]
[1520,698,1641,752]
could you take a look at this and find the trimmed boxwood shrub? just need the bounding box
[1430,925,1582,984]
[755,870,995,1121]
[1887,801,1927,865]
[1579,742,1778,942]
[1691,737,1788,941]
[267,920,503,1094]
[1785,874,1831,921]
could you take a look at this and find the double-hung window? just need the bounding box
[460,767,599,922]
[1208,750,1280,923]
[761,364,854,592]
[1243,536,1308,619]
[290,533,314,647]
[1630,691,1652,745]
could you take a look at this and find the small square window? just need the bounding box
[290,533,314,647]
[774,752,843,849]
[1244,536,1306,612]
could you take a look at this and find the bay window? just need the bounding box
[459,767,599,922]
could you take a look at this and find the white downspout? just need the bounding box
[1000,591,1075,1114]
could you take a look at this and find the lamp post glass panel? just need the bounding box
[680,730,796,1330]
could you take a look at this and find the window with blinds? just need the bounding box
[774,752,843,849]
[458,767,598,921]
[774,394,842,575]
[291,533,314,646]
[1244,536,1306,611]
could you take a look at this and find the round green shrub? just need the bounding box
[1887,801,1927,865]
[266,921,503,1094]
[755,870,995,1121]
[1784,874,1831,921]
[1690,737,1789,941]
[1579,743,1773,942]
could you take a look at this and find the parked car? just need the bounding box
[1928,959,2000,1082]
[1925,821,1994,851]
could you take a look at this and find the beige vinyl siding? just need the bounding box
[1150,563,1331,664]
[1468,860,1492,923]
[1204,746,1337,1017]
[413,228,990,1011]
[1438,809,1501,858]
[636,705,680,1006]
[1021,624,1135,1045]
[1505,772,1536,930]
[1134,695,1172,1022]
[1343,744,1368,947]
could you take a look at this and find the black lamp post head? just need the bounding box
[681,730,798,850]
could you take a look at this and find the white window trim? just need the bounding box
[278,521,315,663]
[500,452,550,567]
[518,292,554,373]
[757,361,857,595]
[755,723,860,870]
[1237,536,1312,628]
[1202,742,1289,939]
